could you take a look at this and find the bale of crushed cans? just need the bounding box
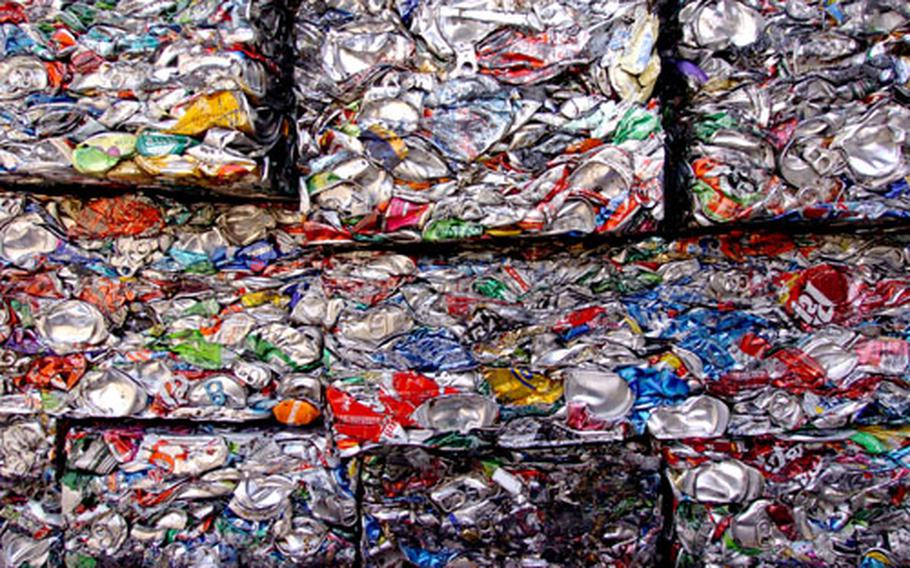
[0,190,328,423]
[6,187,910,567]
[361,442,663,567]
[293,0,666,242]
[324,230,910,452]
[4,191,910,446]
[0,414,61,568]
[0,0,293,196]
[5,1,910,565]
[664,429,910,567]
[62,424,357,567]
[675,0,910,225]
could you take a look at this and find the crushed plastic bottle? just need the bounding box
[62,424,357,567]
[0,0,292,196]
[361,442,662,567]
[664,428,910,567]
[675,0,910,225]
[294,0,666,243]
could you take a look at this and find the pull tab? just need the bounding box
[451,43,478,77]
[438,7,544,31]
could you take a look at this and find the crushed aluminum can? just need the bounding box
[62,424,357,567]
[294,0,665,243]
[361,442,663,567]
[664,429,910,567]
[675,0,910,225]
[0,414,62,568]
[0,0,293,196]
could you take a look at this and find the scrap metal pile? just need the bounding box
[0,0,909,567]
